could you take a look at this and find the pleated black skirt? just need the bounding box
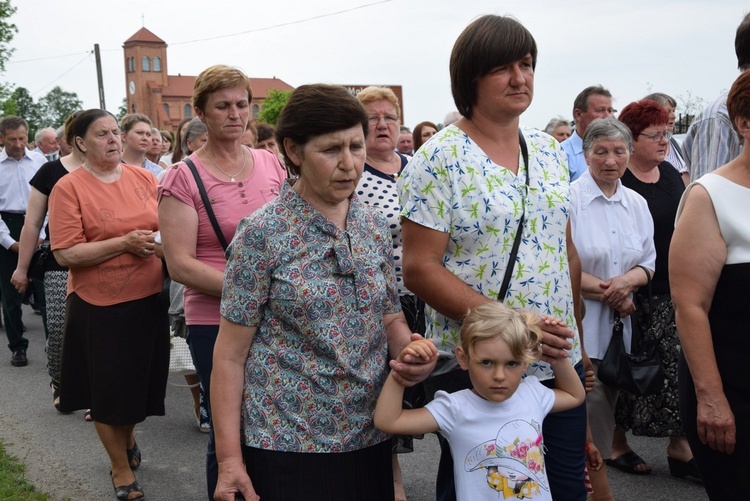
[59,292,170,425]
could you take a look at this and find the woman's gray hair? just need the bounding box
[643,92,677,109]
[543,116,571,135]
[582,118,633,155]
[181,116,207,155]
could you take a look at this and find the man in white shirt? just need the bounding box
[561,86,615,181]
[0,116,46,367]
[33,127,60,162]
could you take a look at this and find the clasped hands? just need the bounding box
[593,275,636,317]
[124,230,158,259]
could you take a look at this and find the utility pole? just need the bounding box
[94,44,106,109]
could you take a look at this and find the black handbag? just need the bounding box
[27,241,51,281]
[597,267,665,396]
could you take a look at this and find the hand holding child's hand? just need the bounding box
[537,316,573,364]
[398,337,438,363]
[390,334,438,387]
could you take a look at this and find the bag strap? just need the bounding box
[635,264,653,315]
[183,157,229,252]
[498,130,530,300]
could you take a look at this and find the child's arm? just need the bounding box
[374,372,441,435]
[549,356,586,413]
[585,427,603,471]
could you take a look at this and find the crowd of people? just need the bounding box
[0,11,749,501]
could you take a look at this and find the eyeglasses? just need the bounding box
[367,114,399,126]
[639,131,672,142]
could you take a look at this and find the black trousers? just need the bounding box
[0,212,26,352]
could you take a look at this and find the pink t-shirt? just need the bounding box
[158,148,287,325]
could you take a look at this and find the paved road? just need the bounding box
[0,306,707,500]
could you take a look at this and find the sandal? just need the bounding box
[84,409,93,422]
[127,442,142,470]
[606,451,652,475]
[110,471,144,501]
[668,456,702,481]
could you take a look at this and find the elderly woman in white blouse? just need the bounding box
[570,118,656,501]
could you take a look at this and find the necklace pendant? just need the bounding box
[230,177,235,182]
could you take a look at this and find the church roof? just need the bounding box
[162,76,195,98]
[250,78,295,99]
[161,75,294,99]
[124,27,166,45]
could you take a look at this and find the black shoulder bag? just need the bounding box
[597,266,665,396]
[160,157,230,316]
[413,130,530,405]
[183,157,229,252]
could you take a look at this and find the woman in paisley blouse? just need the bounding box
[211,84,436,501]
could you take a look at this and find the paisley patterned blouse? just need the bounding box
[220,182,399,453]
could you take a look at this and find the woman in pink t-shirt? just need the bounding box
[158,65,286,501]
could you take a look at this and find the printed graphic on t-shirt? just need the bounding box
[464,419,547,499]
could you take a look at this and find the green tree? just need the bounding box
[0,86,41,136]
[0,0,17,73]
[116,97,127,122]
[36,86,82,128]
[2,86,36,119]
[258,89,292,125]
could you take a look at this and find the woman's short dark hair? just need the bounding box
[450,15,537,119]
[618,99,669,140]
[256,123,275,143]
[727,69,750,135]
[275,84,369,176]
[71,109,116,153]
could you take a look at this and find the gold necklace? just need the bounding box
[203,146,247,182]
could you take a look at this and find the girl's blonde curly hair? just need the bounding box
[460,302,543,363]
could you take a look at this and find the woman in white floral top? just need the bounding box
[398,15,591,501]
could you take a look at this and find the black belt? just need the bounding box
[0,211,25,218]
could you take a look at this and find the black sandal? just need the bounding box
[127,442,141,470]
[111,472,144,501]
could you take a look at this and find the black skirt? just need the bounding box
[241,440,394,501]
[59,292,170,425]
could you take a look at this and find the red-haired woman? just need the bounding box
[609,99,697,480]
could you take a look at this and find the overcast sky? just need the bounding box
[2,0,748,130]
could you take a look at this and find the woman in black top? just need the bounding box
[11,111,83,411]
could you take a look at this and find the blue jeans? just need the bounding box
[187,324,219,501]
[435,361,587,501]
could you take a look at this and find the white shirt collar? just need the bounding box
[577,169,628,210]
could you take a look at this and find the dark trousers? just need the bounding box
[0,213,26,352]
[186,324,219,501]
[435,361,588,501]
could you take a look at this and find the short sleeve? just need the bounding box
[398,147,454,234]
[157,162,198,210]
[48,177,85,251]
[522,376,555,416]
[425,390,459,435]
